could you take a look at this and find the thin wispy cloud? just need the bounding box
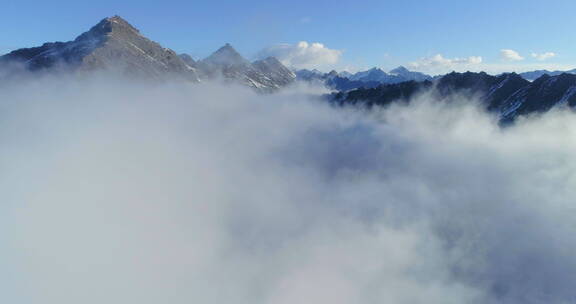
[500,49,525,61]
[407,49,570,74]
[531,52,556,61]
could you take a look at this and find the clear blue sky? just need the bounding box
[2,0,576,74]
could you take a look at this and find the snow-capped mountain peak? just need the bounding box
[1,15,200,81]
[0,16,296,91]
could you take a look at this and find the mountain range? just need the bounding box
[195,43,295,91]
[2,15,576,122]
[295,66,433,91]
[332,71,576,122]
[295,66,576,92]
[519,69,576,81]
[0,16,296,91]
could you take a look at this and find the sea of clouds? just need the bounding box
[1,75,575,304]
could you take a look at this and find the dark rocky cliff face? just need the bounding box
[500,73,576,120]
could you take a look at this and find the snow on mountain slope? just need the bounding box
[194,44,295,91]
[1,16,200,82]
[1,16,295,91]
[333,71,576,122]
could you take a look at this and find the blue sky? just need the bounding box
[2,0,576,74]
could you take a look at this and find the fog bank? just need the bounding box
[1,76,576,304]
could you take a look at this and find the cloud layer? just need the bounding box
[2,76,576,304]
[258,41,342,70]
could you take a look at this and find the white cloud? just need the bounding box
[408,54,482,74]
[479,63,575,74]
[531,52,556,61]
[258,41,342,70]
[500,49,525,61]
[407,52,572,75]
[0,78,576,304]
[4,75,576,303]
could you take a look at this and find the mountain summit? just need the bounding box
[190,43,295,91]
[202,43,250,67]
[1,16,200,81]
[1,16,295,90]
[79,15,141,40]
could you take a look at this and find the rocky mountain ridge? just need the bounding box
[0,16,295,91]
[332,71,576,122]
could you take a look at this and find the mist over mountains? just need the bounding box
[294,67,576,123]
[3,13,576,304]
[3,15,576,116]
[3,72,576,304]
[333,71,576,123]
[3,15,576,123]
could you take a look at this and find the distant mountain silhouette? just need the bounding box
[519,69,576,81]
[296,66,432,91]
